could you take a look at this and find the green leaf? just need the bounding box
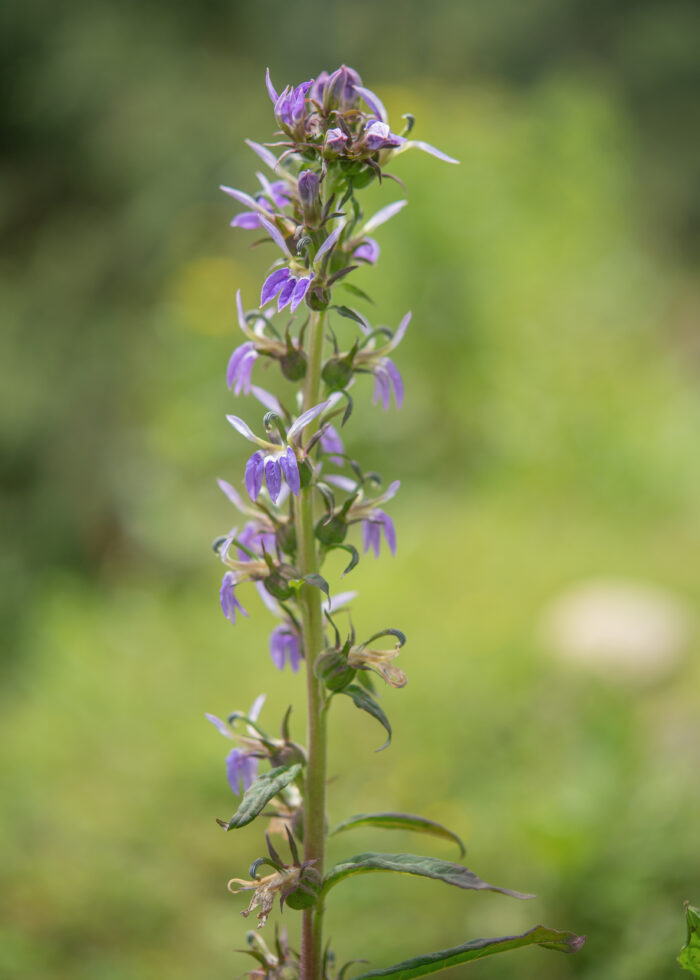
[341,282,375,304]
[679,903,700,975]
[333,305,370,330]
[322,852,533,900]
[330,813,465,857]
[339,684,392,751]
[216,764,302,831]
[349,926,586,980]
[328,543,360,576]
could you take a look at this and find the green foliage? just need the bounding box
[322,853,533,900]
[216,765,302,831]
[678,904,700,976]
[338,685,392,751]
[350,926,585,980]
[330,813,465,857]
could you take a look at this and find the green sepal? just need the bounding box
[349,926,586,980]
[321,853,533,900]
[216,764,303,831]
[330,813,465,857]
[337,685,391,751]
[328,543,360,576]
[679,903,700,975]
[303,573,330,597]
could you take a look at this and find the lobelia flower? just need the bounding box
[347,634,407,688]
[227,398,331,503]
[319,423,344,464]
[220,571,249,624]
[269,624,302,673]
[229,173,293,230]
[327,477,400,558]
[265,68,313,135]
[297,169,321,227]
[363,120,405,152]
[324,127,349,156]
[226,292,297,393]
[345,200,407,267]
[206,693,267,795]
[352,311,411,410]
[362,509,396,557]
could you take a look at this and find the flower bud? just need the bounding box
[322,65,362,113]
[324,127,349,157]
[270,741,307,768]
[315,514,347,546]
[280,347,307,381]
[276,521,297,555]
[298,170,322,228]
[264,572,294,601]
[321,355,353,390]
[315,649,356,691]
[284,865,322,911]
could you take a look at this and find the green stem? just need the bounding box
[296,309,327,980]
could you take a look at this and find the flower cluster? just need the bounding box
[204,63,584,980]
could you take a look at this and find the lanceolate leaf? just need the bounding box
[322,853,533,900]
[216,764,303,830]
[339,685,392,751]
[349,926,586,980]
[679,903,700,976]
[330,813,465,857]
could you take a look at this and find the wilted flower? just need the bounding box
[347,629,407,688]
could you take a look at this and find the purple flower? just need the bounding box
[362,510,397,557]
[260,268,314,313]
[325,127,349,155]
[372,358,404,410]
[206,694,266,796]
[244,446,300,504]
[237,521,276,559]
[226,748,259,795]
[353,238,380,264]
[226,341,258,394]
[364,120,404,152]
[313,65,363,111]
[230,179,291,230]
[269,624,302,672]
[265,68,313,134]
[319,424,344,464]
[220,571,248,623]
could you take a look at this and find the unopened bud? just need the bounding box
[315,650,356,691]
[315,515,347,546]
[264,572,294,601]
[321,355,353,390]
[298,170,321,228]
[280,347,307,381]
[284,865,322,911]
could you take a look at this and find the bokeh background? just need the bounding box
[1,1,699,977]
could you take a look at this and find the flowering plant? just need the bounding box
[207,64,585,980]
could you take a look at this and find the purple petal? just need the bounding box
[277,275,297,312]
[372,370,391,410]
[363,200,407,234]
[284,447,300,495]
[270,625,286,670]
[320,424,344,458]
[401,139,459,164]
[245,452,264,499]
[250,386,283,414]
[289,275,312,314]
[379,511,397,555]
[325,474,358,492]
[226,415,259,443]
[353,238,380,264]
[287,399,331,442]
[265,67,279,104]
[226,748,244,795]
[220,186,268,214]
[240,755,259,793]
[261,268,290,306]
[233,349,258,396]
[231,211,262,229]
[355,84,388,123]
[265,457,282,503]
[362,519,373,554]
[392,311,411,347]
[286,633,302,672]
[245,138,280,171]
[205,713,233,739]
[249,693,267,721]
[226,342,256,390]
[314,222,345,264]
[384,359,404,408]
[216,478,244,511]
[259,216,292,257]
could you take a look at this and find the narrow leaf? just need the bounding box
[322,853,533,900]
[329,543,360,576]
[333,305,371,331]
[340,684,392,751]
[216,764,302,830]
[349,926,586,980]
[341,282,375,304]
[679,903,700,976]
[330,813,465,857]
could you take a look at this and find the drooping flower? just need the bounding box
[226,341,258,394]
[353,311,411,410]
[269,624,302,673]
[362,510,396,557]
[220,571,248,623]
[319,423,344,464]
[227,398,331,503]
[206,694,267,795]
[331,478,400,558]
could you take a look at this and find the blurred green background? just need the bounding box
[1,1,699,977]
